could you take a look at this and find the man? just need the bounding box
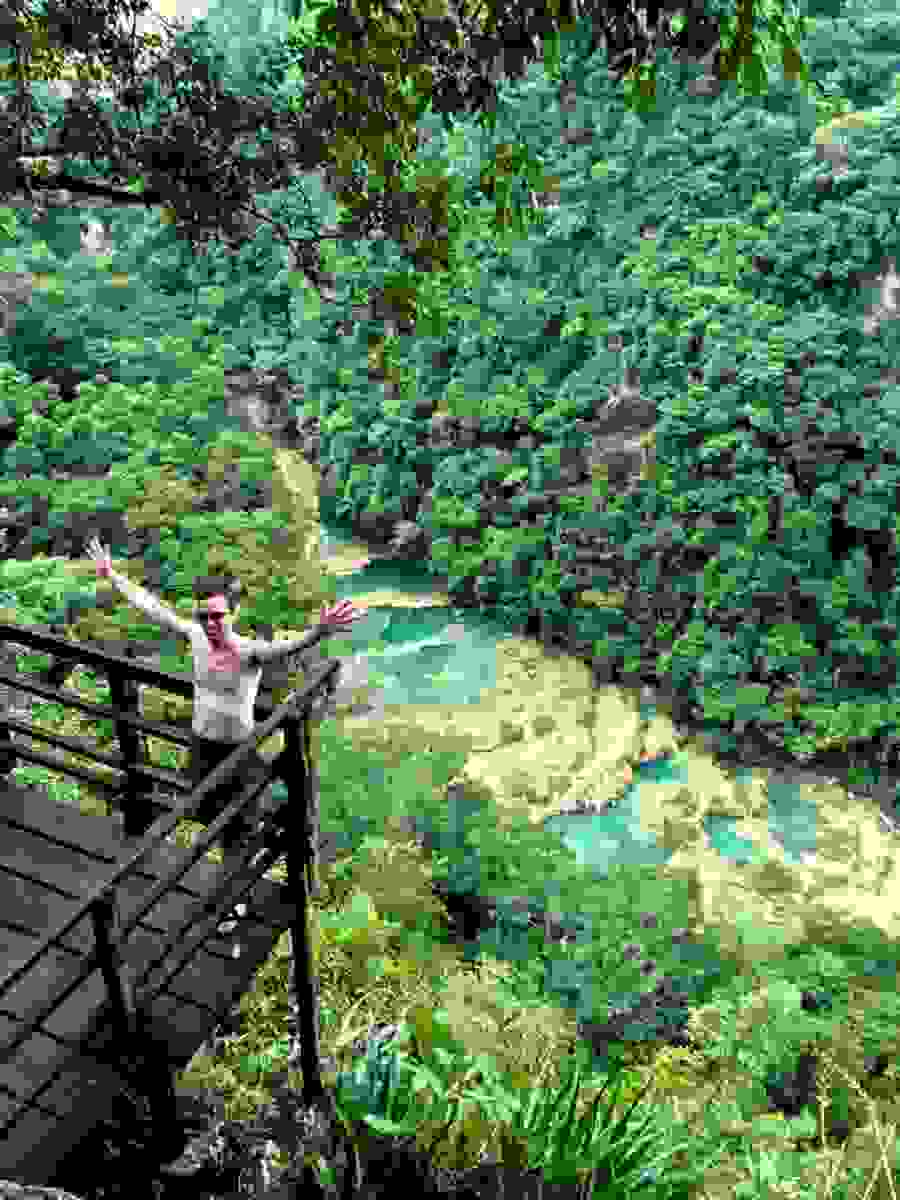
[84,536,363,870]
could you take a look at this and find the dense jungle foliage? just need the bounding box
[3,0,900,787]
[5,5,900,1199]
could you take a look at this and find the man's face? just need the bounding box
[196,594,237,646]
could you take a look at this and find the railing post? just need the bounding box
[279,693,364,1197]
[89,887,183,1164]
[282,706,326,1106]
[0,638,25,778]
[107,664,157,836]
[0,725,15,777]
[90,887,139,1049]
[0,633,88,780]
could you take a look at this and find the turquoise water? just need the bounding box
[321,518,824,871]
[321,522,512,708]
[542,752,688,876]
[543,749,820,876]
[328,602,507,708]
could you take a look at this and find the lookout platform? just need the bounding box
[0,620,341,1186]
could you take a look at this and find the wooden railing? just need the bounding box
[0,621,331,835]
[0,621,342,1175]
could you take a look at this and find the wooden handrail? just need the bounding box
[0,619,330,833]
[0,620,327,719]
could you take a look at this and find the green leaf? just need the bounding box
[0,207,17,241]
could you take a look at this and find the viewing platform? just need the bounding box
[0,621,341,1185]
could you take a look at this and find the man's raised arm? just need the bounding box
[85,536,195,639]
[247,600,365,665]
[245,623,329,666]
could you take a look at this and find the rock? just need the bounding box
[155,1101,284,1197]
[319,461,340,500]
[384,519,431,561]
[223,368,307,449]
[79,220,114,258]
[0,212,118,341]
[161,1048,556,1200]
[350,505,408,550]
[859,255,900,337]
[0,271,34,338]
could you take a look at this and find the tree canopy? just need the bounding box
[0,0,833,308]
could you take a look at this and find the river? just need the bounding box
[319,513,838,876]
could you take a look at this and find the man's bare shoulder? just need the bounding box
[236,630,317,667]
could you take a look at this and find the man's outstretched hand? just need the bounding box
[320,598,365,632]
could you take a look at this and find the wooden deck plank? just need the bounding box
[1,1027,132,1180]
[0,816,241,950]
[139,884,299,1066]
[0,825,273,1049]
[3,878,298,1184]
[0,824,221,969]
[0,779,303,1184]
[0,1010,106,1126]
[84,878,299,1067]
[0,778,245,1022]
[0,774,262,934]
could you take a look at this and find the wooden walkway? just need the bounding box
[0,620,341,1186]
[0,777,299,1183]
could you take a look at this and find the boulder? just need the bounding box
[78,220,114,258]
[569,355,656,490]
[0,272,34,338]
[0,202,120,341]
[383,518,431,561]
[223,369,306,448]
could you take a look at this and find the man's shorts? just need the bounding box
[188,734,270,849]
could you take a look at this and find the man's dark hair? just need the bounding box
[193,575,242,611]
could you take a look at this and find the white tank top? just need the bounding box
[109,573,331,739]
[190,630,264,741]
